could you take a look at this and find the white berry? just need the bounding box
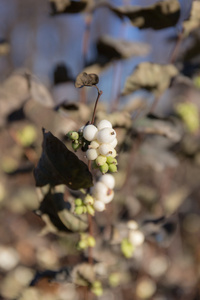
[94,200,105,212]
[97,119,112,130]
[83,125,98,141]
[129,230,144,247]
[86,148,99,160]
[110,138,118,148]
[92,182,114,203]
[97,128,116,144]
[99,174,115,189]
[89,140,100,149]
[99,144,115,156]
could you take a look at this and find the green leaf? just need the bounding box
[34,129,93,189]
[122,62,178,96]
[105,0,180,30]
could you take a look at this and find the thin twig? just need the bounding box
[91,86,103,125]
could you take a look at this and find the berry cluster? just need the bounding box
[91,174,115,212]
[74,194,95,216]
[77,233,96,250]
[121,220,145,258]
[83,120,118,174]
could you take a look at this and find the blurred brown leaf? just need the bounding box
[122,62,178,96]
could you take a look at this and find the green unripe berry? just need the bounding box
[75,206,84,215]
[67,131,79,140]
[109,273,120,287]
[100,163,109,174]
[106,156,115,164]
[83,206,88,214]
[87,236,96,247]
[87,204,95,216]
[92,281,102,288]
[121,239,134,258]
[77,239,88,249]
[95,155,107,166]
[91,281,103,297]
[108,163,117,173]
[72,141,81,151]
[84,194,94,205]
[75,198,83,206]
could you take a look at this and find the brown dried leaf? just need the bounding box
[97,35,150,60]
[183,2,200,36]
[122,62,178,96]
[105,0,180,30]
[75,72,99,88]
[50,0,93,15]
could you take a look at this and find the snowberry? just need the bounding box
[127,220,138,230]
[97,127,116,144]
[99,163,109,174]
[99,144,115,156]
[99,174,115,189]
[94,200,105,212]
[89,140,100,149]
[92,182,108,200]
[97,119,112,130]
[107,148,117,158]
[108,163,117,173]
[129,230,144,247]
[83,124,98,141]
[95,155,107,166]
[86,148,99,160]
[92,182,114,203]
[110,138,118,148]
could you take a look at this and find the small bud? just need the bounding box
[83,206,88,214]
[95,155,107,166]
[87,236,96,247]
[91,281,103,297]
[108,163,117,173]
[121,239,134,258]
[99,163,109,174]
[87,204,95,216]
[72,141,81,151]
[77,239,88,250]
[75,206,84,215]
[106,156,115,164]
[67,131,79,140]
[89,140,100,149]
[84,194,94,205]
[75,198,83,206]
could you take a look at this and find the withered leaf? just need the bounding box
[34,129,93,189]
[72,263,95,286]
[122,62,178,96]
[50,0,90,15]
[105,0,180,30]
[97,35,150,60]
[75,72,99,88]
[183,2,200,36]
[37,191,88,233]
